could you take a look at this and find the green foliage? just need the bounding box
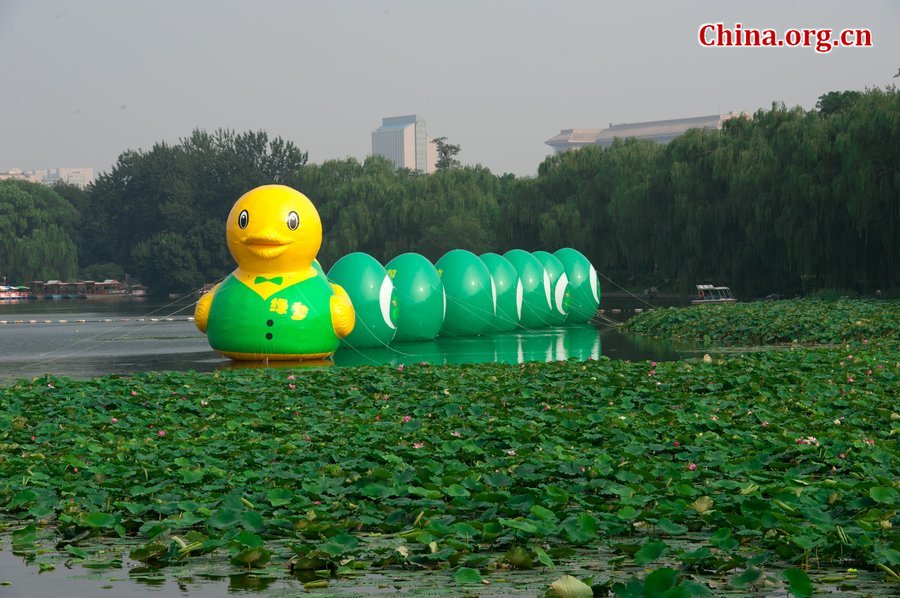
[783,568,814,597]
[0,180,79,281]
[0,329,896,589]
[815,90,862,116]
[623,298,900,344]
[432,136,461,170]
[294,157,502,266]
[132,232,205,296]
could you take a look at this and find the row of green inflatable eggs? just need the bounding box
[314,248,601,348]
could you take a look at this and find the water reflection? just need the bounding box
[332,325,602,367]
[0,299,708,380]
[229,573,276,592]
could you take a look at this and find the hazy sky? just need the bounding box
[1,0,897,177]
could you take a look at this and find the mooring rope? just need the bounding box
[11,287,210,375]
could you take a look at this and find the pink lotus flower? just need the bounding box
[413,442,425,449]
[847,377,854,383]
[839,453,846,459]
[761,421,769,427]
[157,430,166,437]
[688,463,698,471]
[506,449,516,456]
[451,431,461,437]
[110,417,118,424]
[287,374,296,380]
[711,415,718,421]
[403,415,411,423]
[131,390,138,396]
[673,441,680,447]
[397,364,405,372]
[288,383,297,390]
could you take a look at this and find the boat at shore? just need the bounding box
[692,284,736,305]
[25,279,149,300]
[0,285,35,300]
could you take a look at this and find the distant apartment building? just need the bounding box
[0,167,95,188]
[372,115,438,173]
[545,113,747,153]
[42,168,95,188]
[0,169,41,184]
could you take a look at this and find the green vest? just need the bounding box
[207,274,339,356]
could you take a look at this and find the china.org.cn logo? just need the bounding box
[698,22,872,54]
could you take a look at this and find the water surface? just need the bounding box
[0,297,701,380]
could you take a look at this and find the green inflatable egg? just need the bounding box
[479,253,521,332]
[435,249,494,336]
[553,248,600,323]
[533,251,570,326]
[503,249,552,329]
[327,252,397,348]
[385,253,445,342]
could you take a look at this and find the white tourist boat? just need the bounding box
[692,284,736,305]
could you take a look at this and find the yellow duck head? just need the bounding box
[226,185,322,275]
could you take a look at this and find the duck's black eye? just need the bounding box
[286,211,299,231]
[238,210,249,229]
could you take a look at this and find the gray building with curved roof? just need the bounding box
[546,112,747,153]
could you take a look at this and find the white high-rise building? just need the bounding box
[372,115,437,173]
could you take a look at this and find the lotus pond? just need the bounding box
[0,300,898,596]
[622,298,900,345]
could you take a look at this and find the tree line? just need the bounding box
[2,86,896,297]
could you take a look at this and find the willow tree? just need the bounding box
[0,180,79,282]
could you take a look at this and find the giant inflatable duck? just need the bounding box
[194,185,355,360]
